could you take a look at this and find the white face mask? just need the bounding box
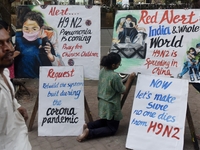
[23,30,40,41]
[126,20,131,24]
[196,48,200,53]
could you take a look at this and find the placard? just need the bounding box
[15,5,100,80]
[38,66,84,136]
[111,9,200,82]
[126,74,188,150]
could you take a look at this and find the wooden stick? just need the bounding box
[28,94,38,132]
[84,96,93,122]
[121,78,135,109]
[186,104,199,150]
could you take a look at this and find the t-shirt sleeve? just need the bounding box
[112,73,126,93]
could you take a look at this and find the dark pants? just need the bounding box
[192,83,200,92]
[87,119,120,139]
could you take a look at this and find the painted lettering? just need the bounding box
[47,68,75,81]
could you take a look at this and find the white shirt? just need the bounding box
[0,68,32,150]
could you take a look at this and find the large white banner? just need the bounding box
[126,74,188,150]
[38,66,84,136]
[15,5,100,80]
[111,9,200,82]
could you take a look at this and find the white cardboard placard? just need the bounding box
[126,74,188,150]
[38,66,84,136]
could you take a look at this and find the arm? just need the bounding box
[187,53,195,64]
[195,54,200,65]
[43,42,55,62]
[122,72,136,94]
[117,22,124,33]
[13,92,29,122]
[42,30,65,66]
[17,106,29,122]
[136,25,146,32]
[14,98,28,122]
[116,18,126,33]
[44,42,65,66]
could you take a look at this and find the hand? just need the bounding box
[18,106,29,122]
[123,72,136,94]
[119,28,124,32]
[43,42,52,54]
[43,42,55,62]
[129,72,136,80]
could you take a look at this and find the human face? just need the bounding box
[112,62,121,70]
[126,18,135,27]
[189,49,195,54]
[196,47,200,53]
[22,19,41,34]
[22,19,41,41]
[0,28,14,72]
[126,18,131,24]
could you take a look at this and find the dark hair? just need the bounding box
[0,24,4,30]
[196,43,200,48]
[188,47,196,55]
[0,20,9,30]
[126,14,137,25]
[0,20,15,37]
[100,52,121,69]
[23,11,44,27]
[16,6,31,28]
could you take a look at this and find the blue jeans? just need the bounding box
[87,119,120,139]
[179,61,198,76]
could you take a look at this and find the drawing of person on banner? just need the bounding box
[111,14,147,59]
[117,14,138,43]
[15,11,65,78]
[116,14,146,44]
[177,47,200,81]
[195,43,200,74]
[116,0,122,5]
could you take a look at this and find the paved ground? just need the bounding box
[16,29,200,150]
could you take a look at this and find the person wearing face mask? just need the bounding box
[15,11,64,78]
[116,14,146,44]
[116,14,138,44]
[177,47,200,81]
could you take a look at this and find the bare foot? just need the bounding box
[83,123,87,130]
[76,128,89,142]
